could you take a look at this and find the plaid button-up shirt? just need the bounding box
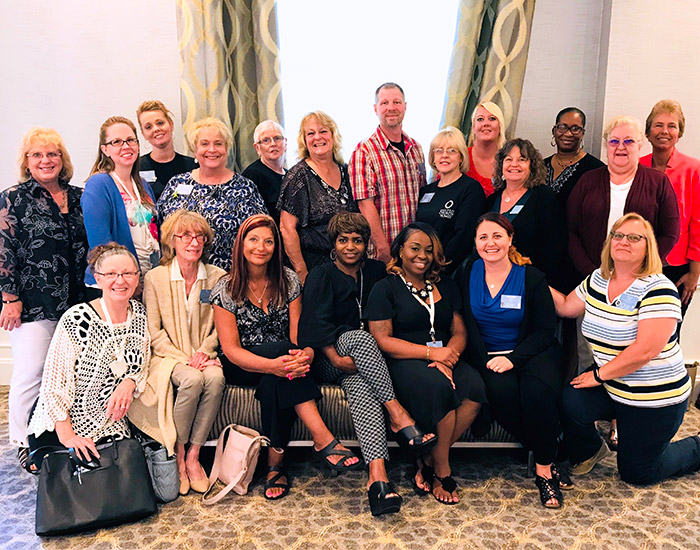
[349,127,426,250]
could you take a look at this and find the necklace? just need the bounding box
[56,189,67,211]
[502,186,524,204]
[248,279,269,305]
[403,276,433,303]
[554,151,582,169]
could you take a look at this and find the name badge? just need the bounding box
[501,295,522,309]
[420,192,435,204]
[616,292,638,311]
[175,183,194,195]
[139,170,157,183]
[510,205,524,214]
[426,340,443,348]
[200,289,212,304]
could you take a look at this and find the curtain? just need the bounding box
[440,0,535,139]
[176,0,284,172]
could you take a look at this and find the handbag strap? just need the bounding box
[202,425,269,505]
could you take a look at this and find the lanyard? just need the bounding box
[355,269,364,330]
[400,275,436,342]
[111,171,142,204]
[99,298,132,362]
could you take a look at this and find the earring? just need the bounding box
[551,137,556,147]
[580,139,585,150]
[330,249,337,261]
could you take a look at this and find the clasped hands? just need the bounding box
[276,348,313,380]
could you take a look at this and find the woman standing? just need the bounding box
[136,100,197,201]
[367,223,486,505]
[213,214,360,500]
[82,116,159,289]
[129,210,226,495]
[466,102,506,196]
[158,117,267,271]
[278,111,358,283]
[1,128,88,470]
[416,127,485,274]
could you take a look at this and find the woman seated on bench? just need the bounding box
[299,212,436,516]
[212,214,360,500]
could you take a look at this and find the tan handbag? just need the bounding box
[202,424,269,504]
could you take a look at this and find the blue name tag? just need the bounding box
[200,289,212,304]
[426,340,443,348]
[501,295,522,309]
[616,292,638,311]
[510,205,524,214]
[420,192,435,204]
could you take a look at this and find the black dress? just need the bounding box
[365,275,486,432]
[241,159,285,226]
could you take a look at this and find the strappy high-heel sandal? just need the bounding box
[551,463,573,490]
[535,475,563,508]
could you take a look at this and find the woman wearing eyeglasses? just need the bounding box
[129,210,225,495]
[415,128,485,274]
[543,108,604,209]
[567,115,680,281]
[1,128,88,471]
[551,213,700,484]
[82,116,159,293]
[242,120,287,225]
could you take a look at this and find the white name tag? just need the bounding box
[501,295,522,309]
[420,192,435,204]
[175,183,194,195]
[139,170,157,183]
[426,340,443,348]
[616,292,638,311]
[510,205,524,214]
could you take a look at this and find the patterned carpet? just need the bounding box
[2,385,700,550]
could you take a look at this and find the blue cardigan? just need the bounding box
[81,172,156,285]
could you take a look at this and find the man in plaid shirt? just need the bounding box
[349,83,427,262]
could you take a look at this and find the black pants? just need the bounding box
[663,264,692,338]
[220,341,322,448]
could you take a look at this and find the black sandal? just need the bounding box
[551,463,573,491]
[367,480,402,517]
[412,456,434,495]
[535,475,563,508]
[18,447,31,473]
[263,466,290,500]
[432,474,458,505]
[314,438,362,476]
[394,425,437,455]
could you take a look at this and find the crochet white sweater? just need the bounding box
[28,301,150,442]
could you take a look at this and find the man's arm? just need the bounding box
[357,199,391,263]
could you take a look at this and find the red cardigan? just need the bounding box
[566,164,680,277]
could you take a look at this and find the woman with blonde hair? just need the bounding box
[157,117,267,271]
[277,111,358,283]
[129,209,225,495]
[136,100,197,200]
[553,213,700,484]
[1,128,88,470]
[467,101,506,196]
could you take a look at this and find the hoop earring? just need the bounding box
[551,137,556,147]
[580,139,585,150]
[330,249,337,261]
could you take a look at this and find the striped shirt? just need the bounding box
[576,269,690,408]
[349,127,426,251]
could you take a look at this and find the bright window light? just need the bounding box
[277,0,460,170]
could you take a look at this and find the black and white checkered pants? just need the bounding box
[314,329,395,464]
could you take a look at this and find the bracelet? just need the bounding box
[426,346,430,361]
[2,298,20,304]
[592,366,604,384]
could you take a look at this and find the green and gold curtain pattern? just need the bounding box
[441,0,535,139]
[176,0,284,172]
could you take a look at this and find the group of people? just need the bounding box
[2,83,700,518]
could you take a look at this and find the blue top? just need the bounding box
[469,259,525,352]
[81,172,156,285]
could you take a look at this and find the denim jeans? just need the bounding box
[562,384,700,485]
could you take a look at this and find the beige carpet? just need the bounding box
[2,386,700,550]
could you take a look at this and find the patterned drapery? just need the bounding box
[176,0,284,172]
[441,0,535,139]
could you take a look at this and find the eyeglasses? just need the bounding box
[610,231,646,243]
[105,137,139,148]
[26,151,62,160]
[553,124,584,136]
[433,148,460,156]
[257,136,285,146]
[175,232,208,244]
[94,271,140,281]
[607,138,637,148]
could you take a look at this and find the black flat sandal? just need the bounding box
[535,475,563,508]
[314,438,362,476]
[432,474,459,505]
[551,463,573,490]
[412,456,434,495]
[394,425,437,455]
[264,466,290,500]
[18,447,32,473]
[367,480,402,517]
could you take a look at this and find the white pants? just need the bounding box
[8,319,58,447]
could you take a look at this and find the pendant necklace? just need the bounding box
[248,279,269,306]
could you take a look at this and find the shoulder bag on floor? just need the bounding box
[35,437,157,536]
[202,423,269,504]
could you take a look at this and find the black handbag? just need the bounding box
[35,437,157,536]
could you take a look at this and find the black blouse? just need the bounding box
[365,275,462,345]
[0,179,87,322]
[543,153,605,207]
[299,259,386,348]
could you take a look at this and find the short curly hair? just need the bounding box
[492,138,546,192]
